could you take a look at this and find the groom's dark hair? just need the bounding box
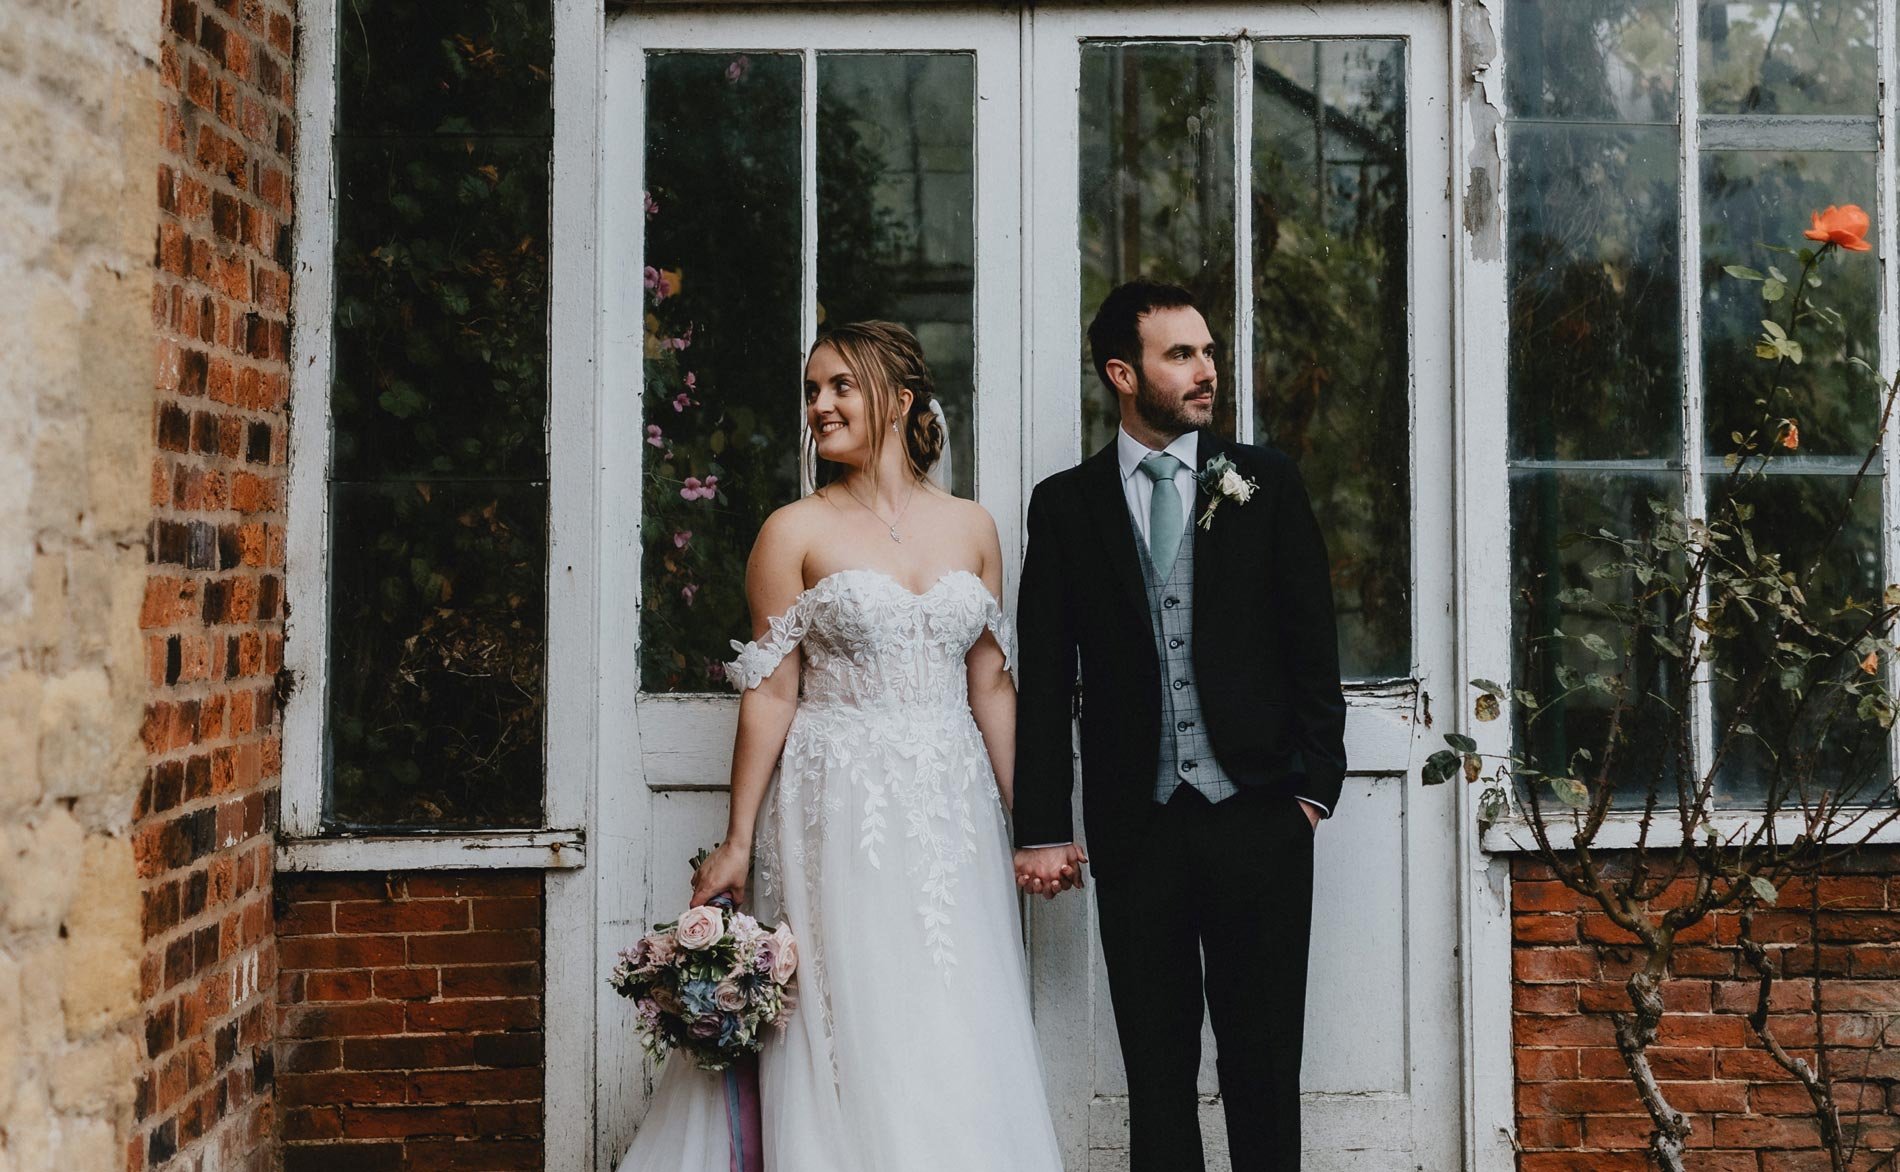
[1087,279,1199,392]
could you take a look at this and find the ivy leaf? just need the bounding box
[1445,732,1478,754]
[1723,264,1764,280]
[1422,749,1459,785]
[1478,786,1510,824]
[1475,693,1501,722]
[1580,632,1616,660]
[1750,876,1778,906]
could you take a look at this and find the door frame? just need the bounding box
[558,4,1522,1171]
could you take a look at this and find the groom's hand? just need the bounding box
[1298,799,1323,831]
[1014,844,1087,900]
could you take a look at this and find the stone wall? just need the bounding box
[0,0,161,1167]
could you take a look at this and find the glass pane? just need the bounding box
[641,53,803,693]
[1079,42,1237,457]
[327,481,548,830]
[338,0,554,137]
[1699,0,1879,116]
[1504,0,1679,123]
[1700,150,1880,459]
[331,138,551,480]
[1709,472,1888,806]
[1508,124,1682,462]
[1252,39,1409,680]
[817,53,976,498]
[1511,469,1686,808]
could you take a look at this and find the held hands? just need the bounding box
[690,840,751,908]
[1013,843,1088,901]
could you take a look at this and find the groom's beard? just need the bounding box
[1132,371,1215,437]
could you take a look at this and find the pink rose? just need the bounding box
[674,905,725,951]
[688,1015,721,1039]
[714,980,747,1011]
[770,923,798,985]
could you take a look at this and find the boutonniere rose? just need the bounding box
[1195,454,1258,530]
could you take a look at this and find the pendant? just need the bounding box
[888,526,903,543]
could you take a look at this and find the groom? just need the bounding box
[1012,279,1347,1171]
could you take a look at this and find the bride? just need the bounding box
[618,321,1073,1171]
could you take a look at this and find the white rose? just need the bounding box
[1219,468,1252,501]
[674,905,725,951]
[770,924,799,985]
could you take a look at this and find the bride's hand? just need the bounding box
[691,840,752,907]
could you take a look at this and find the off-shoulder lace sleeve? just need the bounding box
[724,600,811,692]
[980,600,1016,677]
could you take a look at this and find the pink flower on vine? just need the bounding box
[680,476,719,502]
[706,661,726,683]
[646,424,665,448]
[673,530,692,549]
[684,372,696,391]
[726,55,750,83]
[644,191,660,218]
[643,266,677,304]
[681,583,698,606]
[662,325,695,353]
[673,392,695,413]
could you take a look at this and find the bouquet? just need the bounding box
[609,888,798,1072]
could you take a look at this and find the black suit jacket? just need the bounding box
[1011,431,1349,874]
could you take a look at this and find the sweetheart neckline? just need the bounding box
[797,566,990,605]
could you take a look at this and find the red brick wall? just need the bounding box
[275,872,546,1171]
[135,0,295,1167]
[1513,852,1900,1171]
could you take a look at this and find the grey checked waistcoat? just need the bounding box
[1132,514,1238,805]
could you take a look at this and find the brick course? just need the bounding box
[134,0,295,1167]
[1514,852,1900,1171]
[276,872,546,1172]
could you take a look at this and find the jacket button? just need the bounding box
[1172,679,1186,690]
[1176,721,1189,732]
[1163,597,1179,609]
[1168,638,1182,649]
[1182,760,1196,772]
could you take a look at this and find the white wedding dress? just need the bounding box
[617,567,1066,1172]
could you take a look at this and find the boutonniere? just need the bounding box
[1194,454,1258,530]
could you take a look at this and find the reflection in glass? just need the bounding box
[1699,0,1879,115]
[1079,42,1237,457]
[1508,124,1682,462]
[327,0,552,829]
[328,482,547,830]
[1700,150,1880,458]
[1709,472,1888,806]
[1504,0,1678,123]
[331,139,550,481]
[1511,470,1685,808]
[642,53,803,693]
[1253,39,1410,680]
[818,53,977,498]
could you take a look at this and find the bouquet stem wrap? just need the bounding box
[722,1051,763,1172]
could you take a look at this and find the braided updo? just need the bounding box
[806,320,945,485]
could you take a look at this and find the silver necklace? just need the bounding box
[842,479,918,543]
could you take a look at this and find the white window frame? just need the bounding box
[280,0,596,871]
[1473,0,1900,855]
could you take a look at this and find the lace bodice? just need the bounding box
[725,568,1014,706]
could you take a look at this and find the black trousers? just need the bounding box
[1094,785,1315,1172]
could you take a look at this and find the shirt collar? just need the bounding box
[1117,425,1201,483]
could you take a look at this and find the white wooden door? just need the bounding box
[595,9,1025,1169]
[1021,7,1465,1170]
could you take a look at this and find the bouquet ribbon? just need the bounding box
[708,893,764,1172]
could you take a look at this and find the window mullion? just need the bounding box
[1879,0,1900,792]
[799,46,820,496]
[1234,36,1254,446]
[1680,0,1715,790]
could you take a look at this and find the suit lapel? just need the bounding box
[1191,430,1223,622]
[1081,441,1151,625]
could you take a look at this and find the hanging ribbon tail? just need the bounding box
[723,1052,764,1172]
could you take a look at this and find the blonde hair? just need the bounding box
[805,320,945,489]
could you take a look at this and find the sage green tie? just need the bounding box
[1139,452,1185,579]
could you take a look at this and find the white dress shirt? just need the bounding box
[1117,425,1200,548]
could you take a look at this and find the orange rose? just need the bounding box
[1803,205,1872,252]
